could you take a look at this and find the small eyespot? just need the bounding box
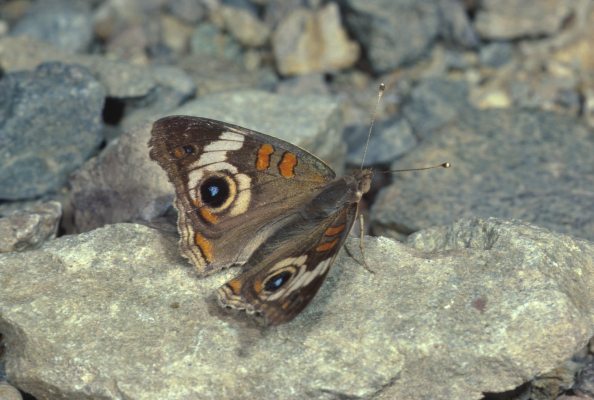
[264,271,293,292]
[183,145,194,154]
[200,176,230,208]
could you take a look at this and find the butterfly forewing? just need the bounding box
[149,116,337,275]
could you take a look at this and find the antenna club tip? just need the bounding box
[442,162,451,168]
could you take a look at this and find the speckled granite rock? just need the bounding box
[70,90,344,232]
[0,218,592,399]
[0,62,105,200]
[0,201,61,253]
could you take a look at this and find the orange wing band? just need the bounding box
[194,233,214,262]
[256,144,274,171]
[278,152,297,178]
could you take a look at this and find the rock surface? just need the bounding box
[0,218,592,399]
[474,0,578,40]
[345,116,417,166]
[0,62,105,200]
[10,0,93,53]
[0,382,22,400]
[70,90,344,232]
[372,108,594,242]
[342,0,440,73]
[273,3,360,75]
[0,201,61,253]
[0,36,195,100]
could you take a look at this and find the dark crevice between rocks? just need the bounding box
[482,381,531,399]
[21,390,38,400]
[102,97,126,126]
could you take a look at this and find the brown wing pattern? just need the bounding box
[149,116,336,275]
[217,200,359,325]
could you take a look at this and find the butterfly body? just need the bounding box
[149,116,371,325]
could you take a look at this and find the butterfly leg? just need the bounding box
[345,213,374,274]
[357,212,374,274]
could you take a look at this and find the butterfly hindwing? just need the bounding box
[217,179,363,325]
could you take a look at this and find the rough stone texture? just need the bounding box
[1,218,593,399]
[474,0,579,40]
[0,201,61,253]
[0,36,195,99]
[190,23,243,61]
[273,3,360,76]
[69,122,170,233]
[436,0,479,48]
[10,0,92,53]
[0,62,105,200]
[401,78,471,141]
[180,54,277,96]
[372,108,594,242]
[167,0,207,23]
[218,1,270,47]
[345,117,417,166]
[70,90,344,232]
[342,0,440,73]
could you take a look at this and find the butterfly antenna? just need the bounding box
[360,83,386,170]
[379,162,451,174]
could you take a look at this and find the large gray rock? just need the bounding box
[341,0,440,73]
[372,108,594,241]
[69,122,169,233]
[0,62,105,200]
[0,218,592,399]
[70,90,345,232]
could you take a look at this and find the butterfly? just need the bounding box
[149,116,372,325]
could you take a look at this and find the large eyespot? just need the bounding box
[200,176,230,208]
[263,271,293,292]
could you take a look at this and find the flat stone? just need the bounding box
[342,0,440,73]
[273,3,360,75]
[70,90,344,232]
[0,62,105,200]
[371,108,594,241]
[0,201,61,253]
[474,0,578,40]
[0,218,592,399]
